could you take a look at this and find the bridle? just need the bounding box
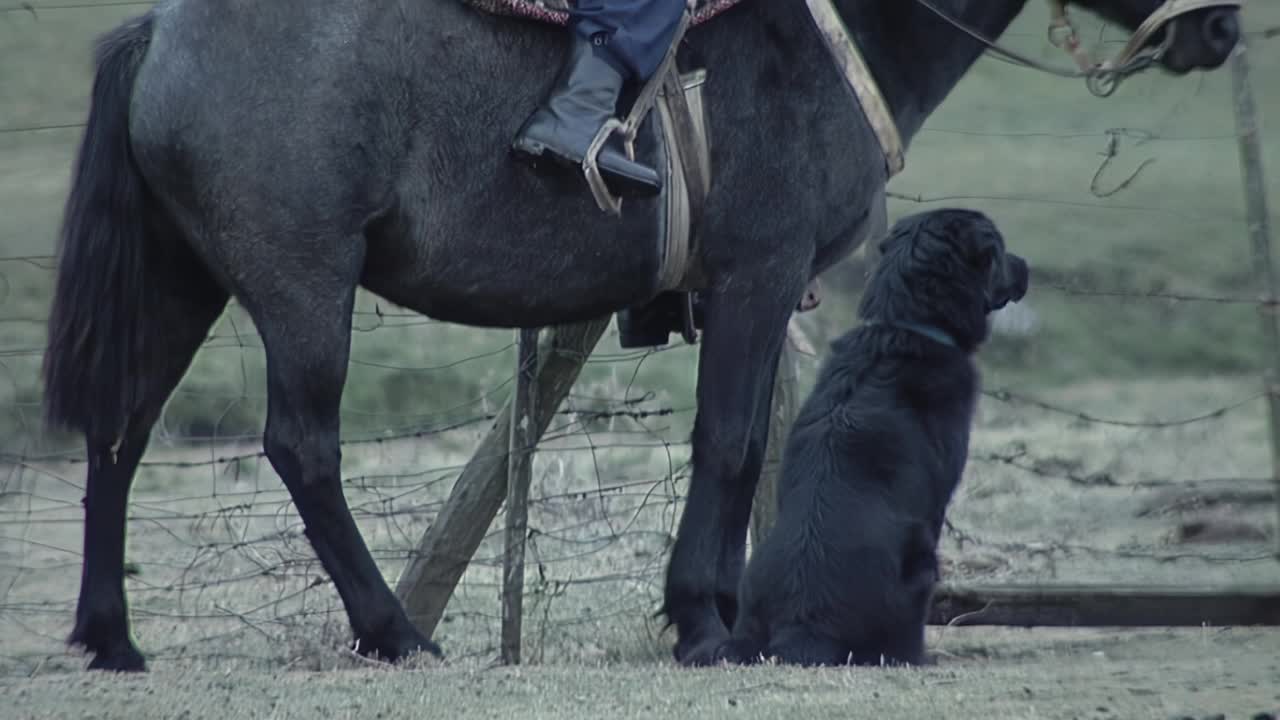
[914,0,1246,97]
[806,0,1243,180]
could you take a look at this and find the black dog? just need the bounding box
[702,208,1029,667]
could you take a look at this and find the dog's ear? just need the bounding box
[878,212,926,255]
[974,242,997,272]
[877,230,902,255]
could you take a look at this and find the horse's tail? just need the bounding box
[43,12,159,440]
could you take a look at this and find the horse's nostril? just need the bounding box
[1202,10,1240,53]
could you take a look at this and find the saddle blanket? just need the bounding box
[463,0,745,27]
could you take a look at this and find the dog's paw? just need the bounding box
[677,638,737,667]
[679,636,766,667]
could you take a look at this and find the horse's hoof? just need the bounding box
[407,637,444,661]
[85,645,147,672]
[69,611,147,672]
[353,630,443,664]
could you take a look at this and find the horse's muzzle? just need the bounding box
[1160,5,1241,73]
[1198,9,1240,59]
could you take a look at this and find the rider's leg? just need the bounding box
[511,0,687,199]
[570,0,686,81]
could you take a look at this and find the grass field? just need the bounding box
[3,2,1280,719]
[4,631,1280,720]
[3,377,1279,718]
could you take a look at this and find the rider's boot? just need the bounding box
[511,33,663,198]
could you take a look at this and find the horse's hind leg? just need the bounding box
[244,264,440,663]
[71,272,228,671]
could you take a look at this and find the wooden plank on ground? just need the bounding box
[929,583,1280,627]
[749,342,797,547]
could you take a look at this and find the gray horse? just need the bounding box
[42,0,1239,670]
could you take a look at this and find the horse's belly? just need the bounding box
[359,238,661,329]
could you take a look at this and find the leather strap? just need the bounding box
[655,69,712,293]
[804,0,906,179]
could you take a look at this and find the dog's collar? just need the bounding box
[862,320,958,348]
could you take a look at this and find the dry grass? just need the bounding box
[2,377,1279,719]
[3,628,1280,720]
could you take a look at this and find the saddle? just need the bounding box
[460,0,727,345]
[462,0,896,348]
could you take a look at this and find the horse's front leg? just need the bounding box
[662,269,806,665]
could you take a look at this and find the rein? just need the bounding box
[804,0,1243,181]
[915,0,1245,97]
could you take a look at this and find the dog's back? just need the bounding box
[725,325,978,666]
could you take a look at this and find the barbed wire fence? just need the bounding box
[2,5,1280,679]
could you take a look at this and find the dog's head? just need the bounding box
[858,208,1029,351]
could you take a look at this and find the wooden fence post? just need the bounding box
[500,328,539,664]
[1230,39,1280,560]
[394,317,611,639]
[750,337,800,547]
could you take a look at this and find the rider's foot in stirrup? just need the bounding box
[511,32,662,199]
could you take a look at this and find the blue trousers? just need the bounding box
[569,0,687,80]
